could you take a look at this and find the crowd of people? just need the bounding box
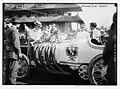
[4,20,60,44]
[4,16,110,46]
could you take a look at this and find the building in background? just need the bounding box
[4,4,83,32]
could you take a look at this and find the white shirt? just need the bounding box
[25,25,43,41]
[25,25,30,32]
[92,28,101,41]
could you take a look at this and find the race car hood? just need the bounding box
[55,38,104,64]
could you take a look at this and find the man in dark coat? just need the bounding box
[4,21,22,84]
[103,12,117,85]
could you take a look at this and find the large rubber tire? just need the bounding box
[88,54,108,85]
[9,53,30,79]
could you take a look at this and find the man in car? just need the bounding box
[90,22,101,45]
[4,19,22,84]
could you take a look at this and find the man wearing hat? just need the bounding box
[90,22,101,45]
[4,19,22,84]
[24,21,43,66]
[25,21,43,42]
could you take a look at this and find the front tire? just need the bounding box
[9,53,30,79]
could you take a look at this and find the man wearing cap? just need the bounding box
[4,20,22,84]
[90,22,101,45]
[25,21,43,42]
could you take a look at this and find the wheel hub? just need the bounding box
[17,59,28,78]
[78,65,88,80]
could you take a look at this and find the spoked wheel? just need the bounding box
[88,54,108,85]
[9,53,30,79]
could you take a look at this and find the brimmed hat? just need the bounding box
[6,23,12,28]
[34,21,42,26]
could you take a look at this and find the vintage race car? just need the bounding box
[12,34,108,85]
[6,16,108,85]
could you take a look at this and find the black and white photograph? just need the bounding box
[2,2,117,86]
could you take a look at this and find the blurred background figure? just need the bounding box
[100,29,108,45]
[18,24,27,45]
[42,25,51,42]
[48,24,52,32]
[50,23,59,42]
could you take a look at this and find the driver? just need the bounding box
[90,22,101,45]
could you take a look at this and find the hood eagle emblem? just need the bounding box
[66,44,78,61]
